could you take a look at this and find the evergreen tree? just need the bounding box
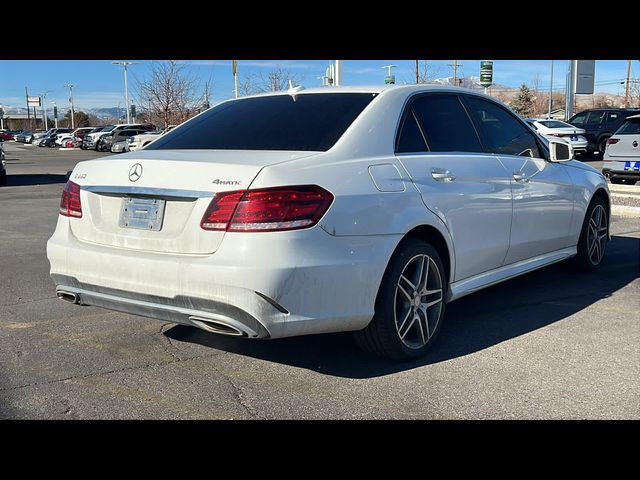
[511,84,534,117]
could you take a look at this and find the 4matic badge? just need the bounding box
[212,179,241,185]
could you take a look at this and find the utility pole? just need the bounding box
[40,90,52,130]
[448,60,462,85]
[64,83,75,129]
[415,60,419,84]
[112,61,137,123]
[624,60,632,108]
[547,60,554,119]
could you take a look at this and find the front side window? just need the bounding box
[465,96,541,158]
[147,93,378,151]
[410,94,483,153]
[569,112,588,126]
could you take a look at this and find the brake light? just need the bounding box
[201,185,334,232]
[607,138,620,145]
[59,180,82,218]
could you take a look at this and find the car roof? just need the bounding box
[234,84,495,100]
[625,114,640,120]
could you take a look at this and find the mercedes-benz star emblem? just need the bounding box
[129,163,143,182]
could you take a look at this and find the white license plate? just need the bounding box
[118,197,166,231]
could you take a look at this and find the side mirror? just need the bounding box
[549,139,573,162]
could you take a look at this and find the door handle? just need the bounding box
[431,168,456,182]
[513,171,530,183]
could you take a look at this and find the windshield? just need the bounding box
[146,93,378,152]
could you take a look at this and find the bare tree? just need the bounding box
[239,67,304,95]
[135,60,199,128]
[415,61,440,84]
[529,75,549,117]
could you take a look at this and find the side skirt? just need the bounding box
[449,246,577,302]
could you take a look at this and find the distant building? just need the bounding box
[1,114,44,130]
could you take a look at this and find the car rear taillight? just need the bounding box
[201,185,334,232]
[59,180,82,218]
[607,138,620,145]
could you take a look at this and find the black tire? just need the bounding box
[610,178,625,185]
[597,137,609,155]
[570,196,609,272]
[354,239,447,360]
[0,171,6,185]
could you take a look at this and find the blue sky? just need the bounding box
[0,60,636,112]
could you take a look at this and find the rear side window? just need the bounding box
[606,112,620,123]
[411,95,483,152]
[586,111,605,125]
[465,96,541,158]
[146,93,377,151]
[396,110,427,153]
[616,119,640,135]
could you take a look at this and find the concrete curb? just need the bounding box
[611,205,640,217]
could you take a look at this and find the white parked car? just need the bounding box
[526,118,588,154]
[47,85,611,360]
[128,125,176,151]
[602,114,640,185]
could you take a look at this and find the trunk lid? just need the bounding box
[69,150,318,254]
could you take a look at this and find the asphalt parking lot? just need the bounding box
[0,141,638,419]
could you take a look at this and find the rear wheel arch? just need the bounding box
[597,133,613,151]
[403,225,453,287]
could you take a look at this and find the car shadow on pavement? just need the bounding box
[4,174,68,187]
[165,235,640,379]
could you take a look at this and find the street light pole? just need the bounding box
[112,61,137,123]
[64,84,75,129]
[547,60,554,119]
[40,90,52,130]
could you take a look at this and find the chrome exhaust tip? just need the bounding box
[57,290,80,305]
[189,316,246,337]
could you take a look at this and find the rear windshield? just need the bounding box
[146,93,378,151]
[539,120,572,129]
[616,118,640,135]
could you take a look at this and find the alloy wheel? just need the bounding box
[587,204,608,265]
[394,254,443,349]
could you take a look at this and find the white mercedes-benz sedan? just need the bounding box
[47,85,611,360]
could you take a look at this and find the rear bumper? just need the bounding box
[603,159,640,179]
[47,216,399,339]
